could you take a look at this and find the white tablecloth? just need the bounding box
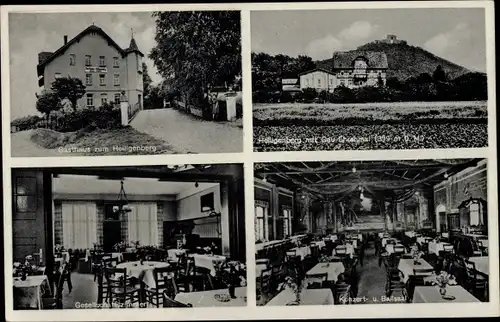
[167,249,186,261]
[428,241,452,255]
[345,239,358,249]
[190,254,226,276]
[416,236,433,245]
[267,288,334,306]
[13,275,50,309]
[397,259,434,283]
[381,238,398,247]
[385,244,406,255]
[288,246,311,260]
[412,286,480,303]
[116,261,169,288]
[175,287,247,307]
[103,252,123,262]
[311,240,326,249]
[324,235,337,242]
[405,231,420,238]
[334,244,354,256]
[306,262,345,282]
[469,257,489,275]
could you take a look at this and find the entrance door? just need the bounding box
[103,220,122,252]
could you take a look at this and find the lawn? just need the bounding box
[30,126,179,155]
[253,101,487,125]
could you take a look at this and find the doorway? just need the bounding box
[103,203,122,252]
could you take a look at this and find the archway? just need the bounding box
[435,204,446,233]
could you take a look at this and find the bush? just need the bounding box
[11,115,43,132]
[302,88,318,103]
[55,103,122,132]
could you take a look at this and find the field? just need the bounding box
[253,101,488,151]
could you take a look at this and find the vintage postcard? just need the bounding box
[1,1,498,322]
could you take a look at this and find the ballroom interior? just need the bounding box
[254,159,489,306]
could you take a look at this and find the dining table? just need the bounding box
[306,262,345,282]
[266,288,335,306]
[412,285,480,303]
[116,261,169,288]
[468,256,489,276]
[190,254,227,276]
[174,287,247,307]
[288,246,311,260]
[385,243,406,255]
[397,258,434,283]
[428,241,452,255]
[13,275,51,309]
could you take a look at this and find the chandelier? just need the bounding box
[113,180,132,215]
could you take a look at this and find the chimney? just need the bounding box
[64,35,68,45]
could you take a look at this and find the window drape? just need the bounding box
[127,203,158,246]
[61,202,97,249]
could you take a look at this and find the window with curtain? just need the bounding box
[283,207,292,237]
[255,200,268,242]
[61,202,97,249]
[127,203,158,246]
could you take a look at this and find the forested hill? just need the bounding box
[317,41,472,81]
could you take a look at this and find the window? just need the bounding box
[99,74,106,86]
[113,73,120,86]
[99,56,106,67]
[101,94,108,105]
[282,207,292,238]
[469,202,481,226]
[255,200,268,242]
[69,54,76,66]
[127,203,159,246]
[86,93,94,107]
[14,176,37,213]
[317,79,321,85]
[85,73,92,86]
[114,93,121,104]
[54,73,62,79]
[305,79,309,86]
[113,57,119,68]
[85,55,92,66]
[61,202,97,249]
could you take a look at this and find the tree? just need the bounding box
[433,65,447,83]
[51,77,86,111]
[150,11,241,104]
[142,62,152,95]
[36,89,62,127]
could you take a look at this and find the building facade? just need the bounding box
[332,51,388,88]
[299,68,337,92]
[37,25,144,110]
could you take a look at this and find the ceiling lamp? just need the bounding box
[113,180,132,215]
[444,172,449,178]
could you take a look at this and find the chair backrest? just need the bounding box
[334,283,351,304]
[310,245,320,258]
[104,267,128,290]
[306,272,328,289]
[413,268,434,276]
[393,245,405,254]
[154,266,175,289]
[163,292,193,307]
[335,246,347,255]
[464,260,477,278]
[443,244,454,252]
[260,267,272,294]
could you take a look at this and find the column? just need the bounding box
[297,192,312,233]
[219,181,230,257]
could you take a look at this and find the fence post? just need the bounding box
[120,92,129,126]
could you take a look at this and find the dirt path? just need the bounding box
[130,108,243,153]
[10,130,62,157]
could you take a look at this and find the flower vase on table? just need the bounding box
[439,285,447,297]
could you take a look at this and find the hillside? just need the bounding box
[317,41,470,81]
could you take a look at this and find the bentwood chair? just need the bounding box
[333,283,352,304]
[145,266,177,307]
[464,260,488,301]
[104,267,141,308]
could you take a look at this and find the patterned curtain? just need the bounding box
[127,203,158,246]
[61,202,97,249]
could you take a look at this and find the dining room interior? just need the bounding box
[11,163,247,310]
[254,158,489,306]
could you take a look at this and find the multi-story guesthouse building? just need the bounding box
[299,51,388,92]
[37,24,144,110]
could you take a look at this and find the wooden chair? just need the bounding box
[104,267,141,308]
[163,292,193,307]
[385,268,406,299]
[334,246,347,257]
[144,266,176,308]
[175,254,194,293]
[333,283,351,304]
[464,260,488,301]
[393,245,406,254]
[305,272,328,289]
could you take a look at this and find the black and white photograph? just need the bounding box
[8,11,243,157]
[251,8,489,151]
[254,159,490,305]
[10,164,247,309]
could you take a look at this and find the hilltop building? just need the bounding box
[37,25,144,110]
[374,34,407,45]
[298,51,388,91]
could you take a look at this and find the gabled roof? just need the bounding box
[125,37,144,56]
[298,67,335,76]
[37,25,143,73]
[332,51,388,69]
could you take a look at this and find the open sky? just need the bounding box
[251,8,486,72]
[9,12,161,120]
